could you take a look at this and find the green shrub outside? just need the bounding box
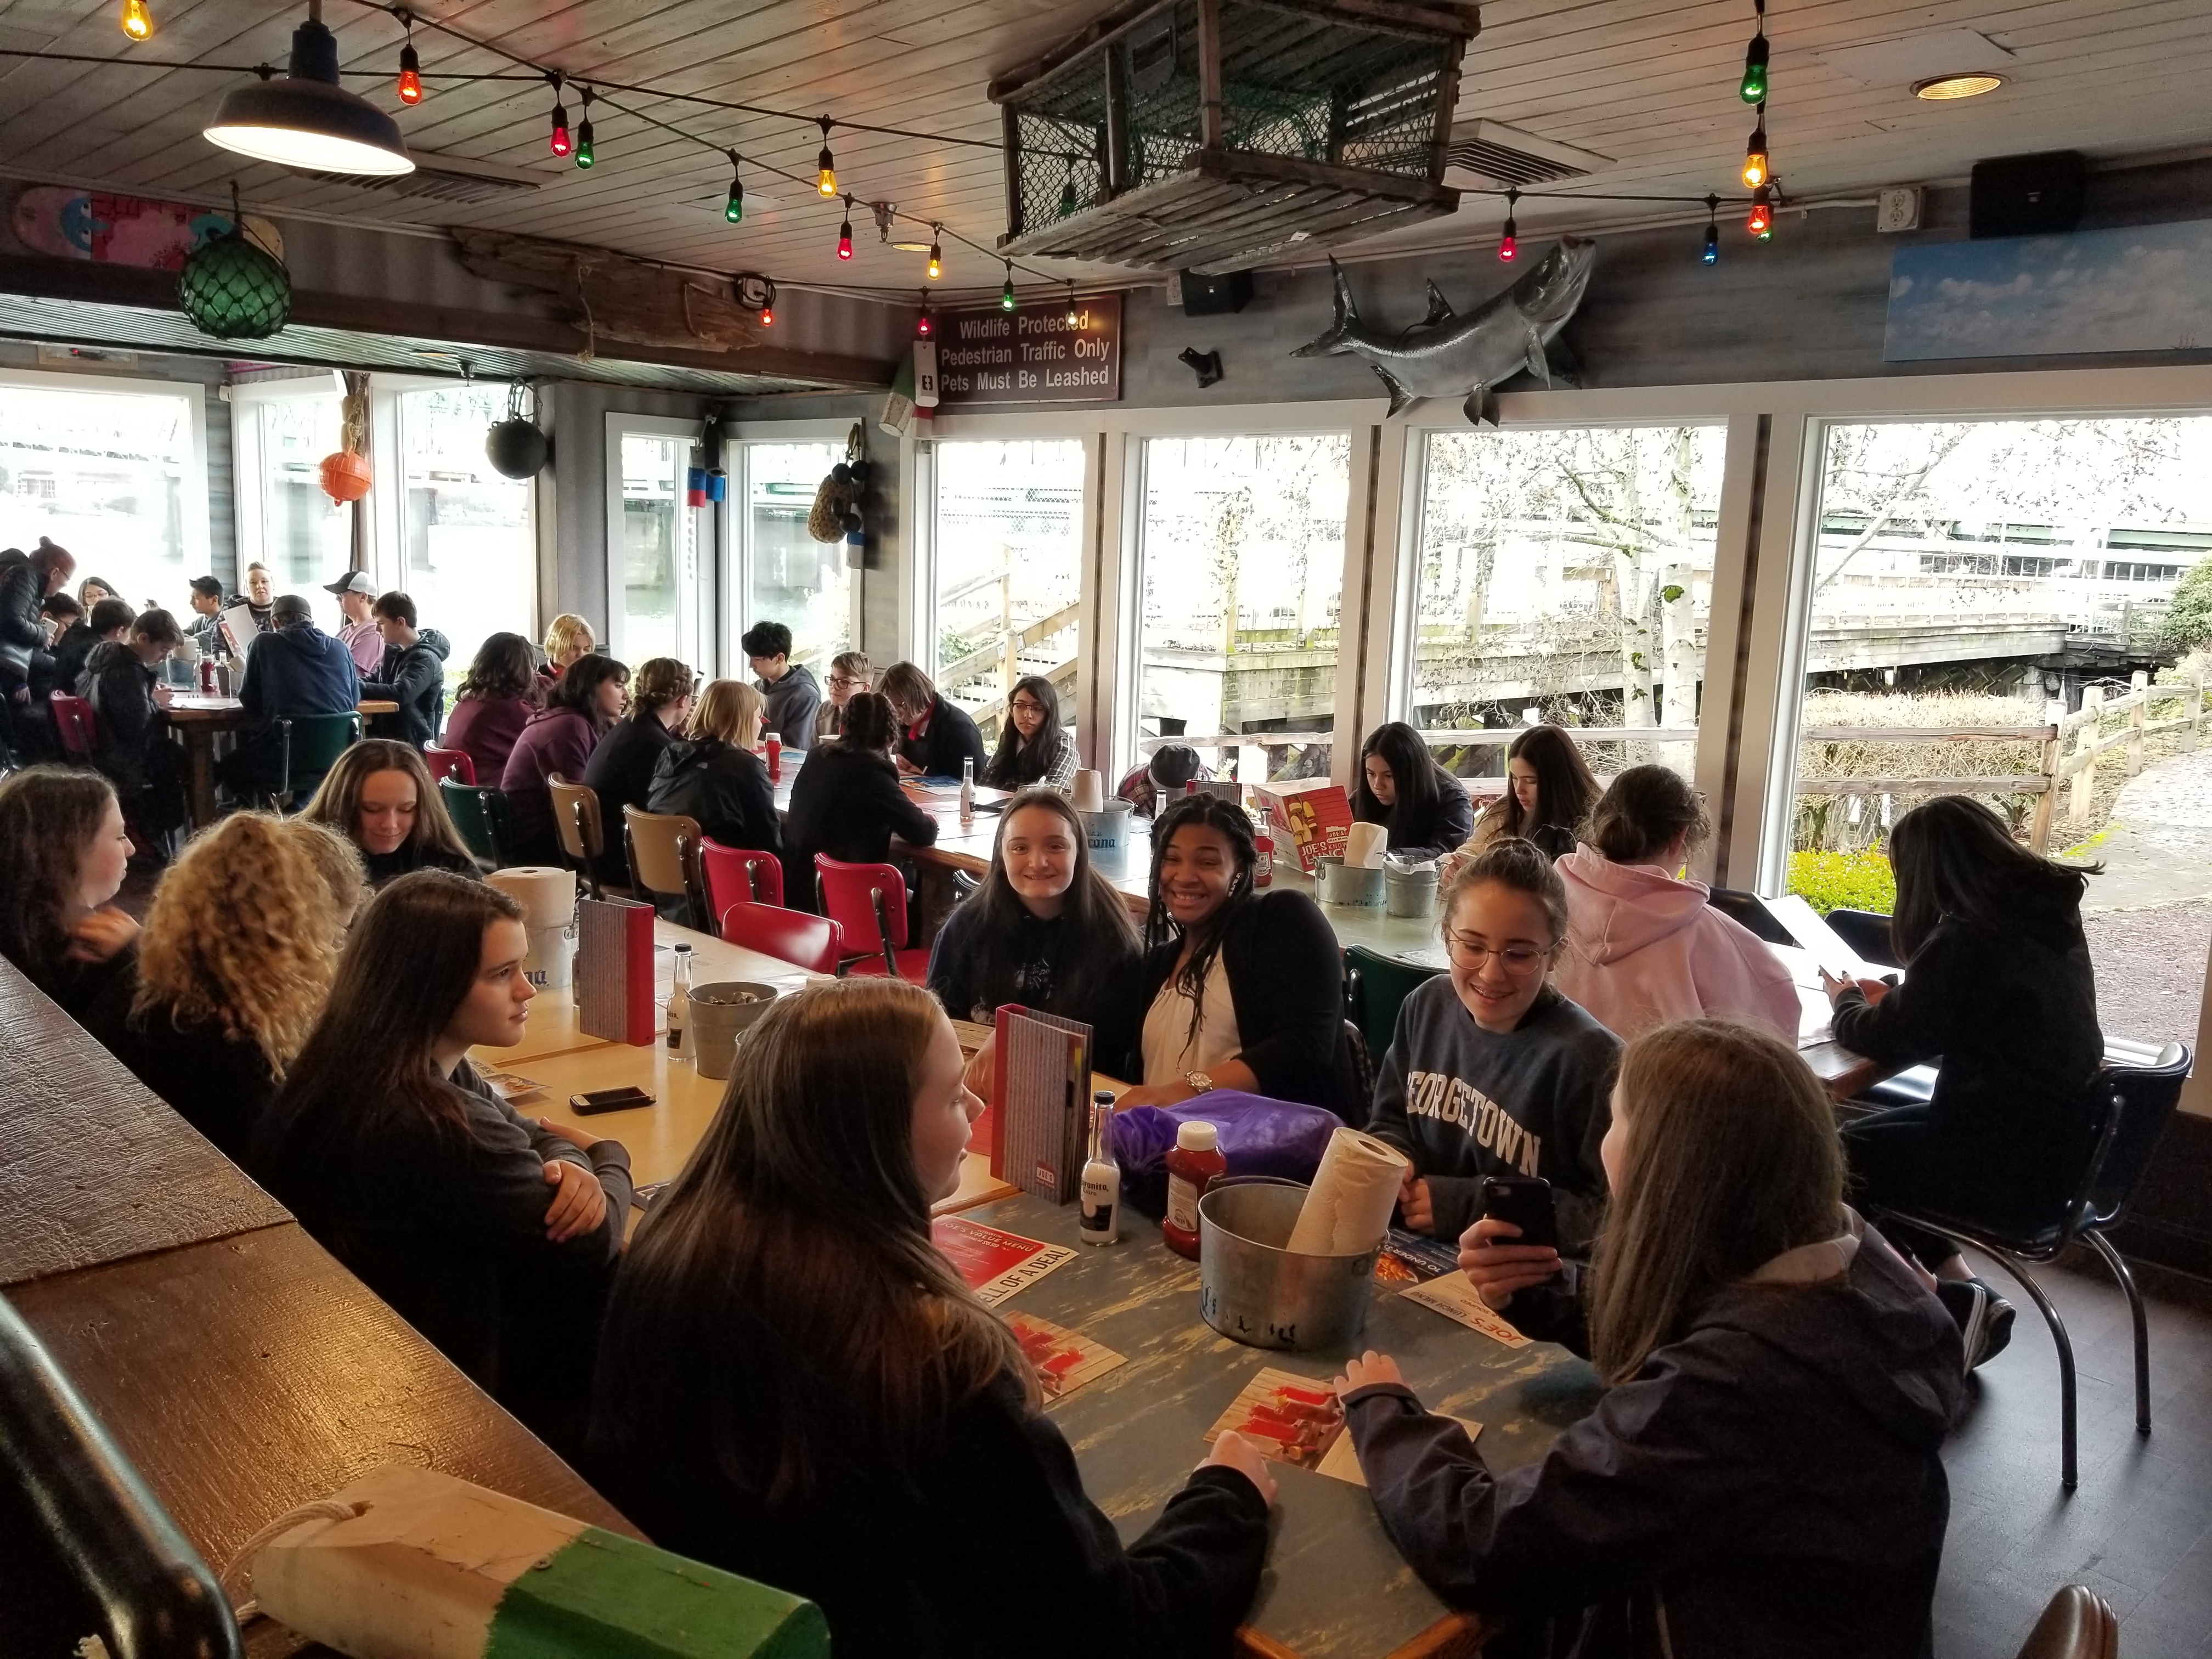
[1786,849,1895,916]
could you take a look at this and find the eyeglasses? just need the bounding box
[1442,930,1551,974]
[1009,698,1046,714]
[827,674,865,690]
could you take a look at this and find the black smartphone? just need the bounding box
[1479,1175,1558,1251]
[571,1086,654,1115]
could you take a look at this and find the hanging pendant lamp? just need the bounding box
[204,0,413,176]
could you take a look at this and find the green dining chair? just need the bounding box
[1343,944,1443,1063]
[268,710,362,811]
[439,778,512,869]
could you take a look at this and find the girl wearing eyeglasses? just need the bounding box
[1367,838,1621,1252]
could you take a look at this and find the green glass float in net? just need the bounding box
[177,213,291,341]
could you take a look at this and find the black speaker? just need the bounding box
[1180,269,1252,315]
[1970,150,2085,240]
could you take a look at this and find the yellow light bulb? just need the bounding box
[1742,150,1768,189]
[120,0,151,40]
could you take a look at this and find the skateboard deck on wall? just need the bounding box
[10,186,282,270]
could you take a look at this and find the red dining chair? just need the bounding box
[814,854,929,979]
[700,837,785,923]
[424,744,476,785]
[719,900,844,977]
[49,694,98,762]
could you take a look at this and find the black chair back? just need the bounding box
[1706,885,1793,946]
[2086,1042,2192,1230]
[1825,907,1903,969]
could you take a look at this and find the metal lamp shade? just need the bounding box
[177,229,291,341]
[205,77,412,176]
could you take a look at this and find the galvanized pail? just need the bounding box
[1197,1178,1380,1352]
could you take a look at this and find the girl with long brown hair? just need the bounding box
[303,739,481,886]
[1341,1018,1963,1658]
[589,978,1273,1659]
[0,765,136,1014]
[1458,723,1600,862]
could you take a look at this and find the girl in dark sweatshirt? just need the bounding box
[0,766,139,1017]
[1352,720,1475,862]
[1824,794,2104,1368]
[1342,1019,1964,1659]
[1368,839,1621,1252]
[589,979,1274,1659]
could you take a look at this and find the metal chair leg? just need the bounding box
[2084,1231,2151,1437]
[1976,1251,2080,1489]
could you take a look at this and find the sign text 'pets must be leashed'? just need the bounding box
[933,292,1121,407]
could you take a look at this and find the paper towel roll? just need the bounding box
[487,866,577,930]
[1071,768,1105,813]
[1344,820,1390,870]
[1287,1127,1408,1257]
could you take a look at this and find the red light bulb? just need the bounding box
[397,42,422,104]
[549,103,571,157]
[1498,228,1517,262]
[760,306,774,326]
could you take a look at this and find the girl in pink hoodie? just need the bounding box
[1553,766,1801,1043]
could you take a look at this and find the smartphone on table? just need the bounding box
[1479,1174,1558,1251]
[571,1086,654,1115]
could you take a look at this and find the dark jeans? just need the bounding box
[1842,1105,1970,1271]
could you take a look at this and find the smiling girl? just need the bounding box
[1367,839,1621,1250]
[252,871,631,1455]
[1099,793,1359,1119]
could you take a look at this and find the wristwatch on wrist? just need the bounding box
[1184,1070,1215,1096]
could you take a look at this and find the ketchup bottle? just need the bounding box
[1163,1120,1226,1260]
[765,731,782,782]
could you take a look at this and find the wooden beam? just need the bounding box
[1197,0,1226,150]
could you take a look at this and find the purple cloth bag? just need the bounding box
[1108,1091,1341,1215]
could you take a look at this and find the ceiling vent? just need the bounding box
[1444,120,1612,189]
[306,152,538,205]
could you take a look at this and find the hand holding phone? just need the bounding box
[1479,1174,1557,1251]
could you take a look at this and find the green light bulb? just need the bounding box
[1740,34,1769,103]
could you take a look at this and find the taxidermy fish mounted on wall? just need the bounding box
[1294,239,1598,424]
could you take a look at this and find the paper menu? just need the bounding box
[219,601,259,654]
[1203,1365,1483,1487]
[1400,1271,1534,1349]
[1767,893,1888,983]
[931,1214,1076,1306]
[1247,778,1355,876]
[1004,1313,1125,1402]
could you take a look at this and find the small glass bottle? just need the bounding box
[1163,1120,1226,1260]
[960,754,975,826]
[667,943,693,1059]
[1079,1091,1121,1246]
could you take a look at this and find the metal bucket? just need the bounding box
[1197,1178,1379,1352]
[1385,859,1438,919]
[1316,855,1385,909]
[689,981,777,1081]
[1080,800,1133,858]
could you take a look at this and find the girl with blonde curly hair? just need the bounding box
[83,814,365,1161]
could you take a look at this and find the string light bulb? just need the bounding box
[917,290,933,337]
[574,88,594,168]
[546,76,570,158]
[927,228,943,280]
[836,195,854,261]
[120,0,151,41]
[759,303,774,326]
[1740,0,1769,103]
[1065,284,1080,327]
[1742,108,1768,189]
[396,30,421,103]
[1747,185,1773,238]
[815,117,837,196]
[724,150,744,223]
[1702,194,1720,264]
[1000,262,1016,312]
[1498,187,1519,262]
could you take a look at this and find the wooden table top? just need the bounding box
[964,1192,1597,1659]
[164,696,399,721]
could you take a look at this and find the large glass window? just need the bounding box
[614,429,702,668]
[1412,425,1722,791]
[737,441,851,670]
[395,384,533,684]
[933,438,1084,744]
[0,378,199,613]
[1136,434,1348,782]
[249,393,351,591]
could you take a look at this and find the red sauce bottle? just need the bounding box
[1163,1120,1227,1260]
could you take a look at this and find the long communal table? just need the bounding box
[163,692,401,830]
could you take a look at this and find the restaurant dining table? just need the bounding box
[162,692,400,830]
[957,1190,1598,1659]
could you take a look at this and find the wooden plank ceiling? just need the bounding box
[0,0,2204,303]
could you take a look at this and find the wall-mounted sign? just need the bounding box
[933,292,1120,407]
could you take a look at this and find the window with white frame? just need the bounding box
[1411,424,1723,792]
[236,385,353,592]
[932,438,1084,746]
[735,439,852,671]
[0,373,206,614]
[608,422,706,671]
[1135,433,1350,784]
[393,383,534,681]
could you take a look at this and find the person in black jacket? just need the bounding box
[781,691,939,912]
[0,766,139,1017]
[1353,721,1474,862]
[1345,1018,1963,1659]
[52,596,132,694]
[1455,724,1603,868]
[1825,794,2104,1370]
[1096,792,1360,1121]
[648,678,781,856]
[588,977,1274,1659]
[879,660,987,780]
[582,656,692,884]
[0,539,75,759]
[302,741,483,887]
[83,812,364,1163]
[359,590,451,748]
[252,872,631,1457]
[218,593,360,800]
[79,607,187,840]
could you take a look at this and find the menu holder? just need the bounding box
[577,894,654,1046]
[989,1003,1091,1203]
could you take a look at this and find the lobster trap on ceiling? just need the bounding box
[989,0,1470,274]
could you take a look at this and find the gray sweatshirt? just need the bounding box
[1367,978,1621,1253]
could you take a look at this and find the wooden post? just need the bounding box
[1103,46,1130,197]
[1001,103,1026,240]
[2069,687,2104,822]
[1195,0,1224,150]
[2030,731,2061,854]
[2127,669,2149,777]
[2187,675,2205,755]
